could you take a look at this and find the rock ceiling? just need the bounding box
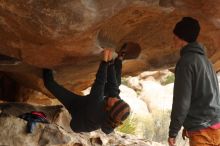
[0,0,220,98]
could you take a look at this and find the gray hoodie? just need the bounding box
[169,42,220,138]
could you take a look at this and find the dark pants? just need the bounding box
[104,58,122,98]
[43,59,122,113]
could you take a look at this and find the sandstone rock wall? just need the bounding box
[0,0,219,100]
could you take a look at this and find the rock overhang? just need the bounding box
[0,0,219,100]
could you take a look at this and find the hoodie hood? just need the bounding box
[180,42,205,57]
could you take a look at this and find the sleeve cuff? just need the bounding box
[169,132,178,138]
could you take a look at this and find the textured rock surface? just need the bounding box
[0,103,164,146]
[0,102,75,132]
[0,0,220,99]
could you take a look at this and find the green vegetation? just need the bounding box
[151,110,171,144]
[116,115,136,135]
[121,77,142,96]
[116,110,171,144]
[121,77,132,88]
[119,73,173,144]
[161,74,175,85]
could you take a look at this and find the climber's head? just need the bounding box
[101,97,130,134]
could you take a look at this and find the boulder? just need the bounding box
[139,81,173,112]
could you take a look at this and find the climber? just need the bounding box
[42,44,140,134]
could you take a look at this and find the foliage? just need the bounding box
[161,74,175,85]
[116,110,171,144]
[151,110,171,144]
[120,74,174,144]
[116,115,136,135]
[121,77,132,88]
